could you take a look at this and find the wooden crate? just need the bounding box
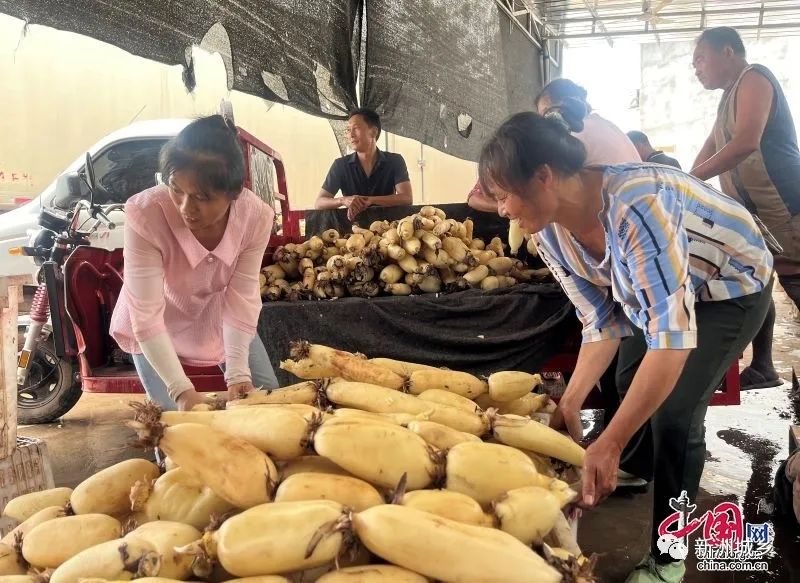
[0,278,24,458]
[0,436,55,536]
[0,278,56,536]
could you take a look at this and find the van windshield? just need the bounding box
[46,139,167,210]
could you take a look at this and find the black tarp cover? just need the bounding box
[259,283,579,386]
[364,0,542,160]
[1,0,543,161]
[2,0,362,119]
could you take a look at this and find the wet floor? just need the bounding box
[13,289,800,582]
[19,394,150,488]
[580,286,800,582]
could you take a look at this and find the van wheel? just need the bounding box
[17,339,82,424]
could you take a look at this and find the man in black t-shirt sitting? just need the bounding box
[627,130,682,169]
[316,108,413,221]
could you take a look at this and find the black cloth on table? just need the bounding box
[258,283,579,386]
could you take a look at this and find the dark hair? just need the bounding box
[626,130,651,147]
[348,108,382,138]
[535,78,591,113]
[159,114,245,199]
[543,97,587,133]
[478,112,587,199]
[698,27,746,56]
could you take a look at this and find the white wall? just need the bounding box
[640,38,800,170]
[560,38,799,175]
[0,14,478,210]
[562,43,642,136]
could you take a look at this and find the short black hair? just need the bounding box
[348,108,382,138]
[698,27,746,56]
[478,112,586,199]
[160,114,245,199]
[627,131,651,147]
[535,78,591,112]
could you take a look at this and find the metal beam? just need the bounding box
[494,0,542,49]
[546,20,800,41]
[582,0,614,47]
[517,0,560,39]
[700,0,706,30]
[493,0,561,69]
[543,4,800,26]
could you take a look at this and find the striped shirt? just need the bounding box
[535,164,773,350]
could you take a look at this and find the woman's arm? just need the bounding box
[596,349,691,445]
[536,238,633,437]
[580,185,698,507]
[466,181,499,213]
[123,218,195,403]
[551,338,621,439]
[138,334,198,404]
[222,208,273,388]
[581,348,690,506]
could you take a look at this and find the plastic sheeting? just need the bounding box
[2,0,362,119]
[1,0,543,160]
[259,283,578,386]
[364,0,542,160]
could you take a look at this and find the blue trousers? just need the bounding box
[132,334,279,411]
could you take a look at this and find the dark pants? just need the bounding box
[598,353,621,426]
[614,280,774,562]
[778,273,800,309]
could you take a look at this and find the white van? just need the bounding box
[0,119,192,279]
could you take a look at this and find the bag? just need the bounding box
[752,214,784,256]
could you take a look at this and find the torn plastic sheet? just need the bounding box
[1,0,545,161]
[1,0,360,119]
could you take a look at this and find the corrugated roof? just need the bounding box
[529,0,800,45]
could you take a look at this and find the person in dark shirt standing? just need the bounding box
[316,108,412,221]
[692,26,800,390]
[627,131,682,169]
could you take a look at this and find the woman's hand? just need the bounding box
[549,397,585,442]
[227,381,255,401]
[175,389,207,411]
[548,339,620,442]
[579,434,622,509]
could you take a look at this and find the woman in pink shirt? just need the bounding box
[467,78,640,212]
[110,115,277,411]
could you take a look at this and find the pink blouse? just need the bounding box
[576,113,641,165]
[110,185,274,367]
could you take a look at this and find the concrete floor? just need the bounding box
[579,287,800,582]
[17,289,800,582]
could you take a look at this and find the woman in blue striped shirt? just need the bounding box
[479,111,773,583]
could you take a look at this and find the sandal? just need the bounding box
[740,366,783,391]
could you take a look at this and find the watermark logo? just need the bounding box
[656,534,689,561]
[657,491,771,572]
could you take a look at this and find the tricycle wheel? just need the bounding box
[17,338,82,424]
